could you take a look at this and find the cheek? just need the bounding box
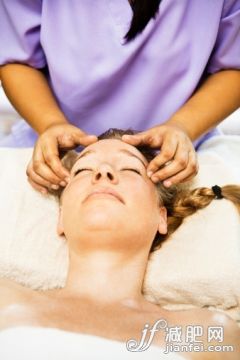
[128,183,159,213]
[127,176,157,200]
[127,188,160,239]
[62,181,87,210]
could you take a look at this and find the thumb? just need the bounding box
[57,133,76,147]
[73,133,98,146]
[122,132,153,146]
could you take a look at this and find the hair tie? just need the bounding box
[212,185,223,199]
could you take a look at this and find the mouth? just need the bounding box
[84,188,125,204]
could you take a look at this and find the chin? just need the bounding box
[79,207,124,230]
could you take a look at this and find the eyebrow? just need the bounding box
[75,149,147,167]
[119,149,147,167]
[76,150,94,161]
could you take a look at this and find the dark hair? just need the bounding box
[124,0,163,42]
[54,128,240,252]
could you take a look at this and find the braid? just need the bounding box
[167,187,218,240]
[151,184,240,251]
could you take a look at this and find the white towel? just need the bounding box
[0,326,184,360]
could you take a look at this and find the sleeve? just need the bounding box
[206,0,240,74]
[0,0,46,68]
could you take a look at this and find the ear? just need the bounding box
[57,206,64,236]
[157,206,168,234]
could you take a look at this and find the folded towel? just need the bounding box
[144,135,240,322]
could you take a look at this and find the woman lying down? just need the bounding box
[0,129,239,360]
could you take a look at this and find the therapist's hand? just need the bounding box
[26,123,98,194]
[122,123,199,187]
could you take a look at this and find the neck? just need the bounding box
[61,245,150,306]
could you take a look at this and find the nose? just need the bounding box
[92,164,118,184]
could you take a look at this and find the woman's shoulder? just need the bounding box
[203,309,240,344]
[199,309,240,359]
[0,277,33,308]
[0,277,41,331]
[165,306,239,329]
[152,307,240,359]
[181,308,240,359]
[190,307,240,333]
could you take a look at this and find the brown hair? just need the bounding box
[54,128,240,252]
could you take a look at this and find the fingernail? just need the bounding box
[147,171,153,178]
[163,180,171,187]
[51,184,59,190]
[122,135,133,140]
[60,181,66,187]
[65,177,70,183]
[86,135,97,141]
[152,176,159,182]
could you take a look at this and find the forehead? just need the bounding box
[74,139,148,164]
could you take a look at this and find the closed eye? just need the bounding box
[122,168,141,175]
[73,168,141,176]
[74,168,92,176]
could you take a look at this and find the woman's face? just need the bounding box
[58,139,167,252]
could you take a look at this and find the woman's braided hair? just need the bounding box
[54,128,240,252]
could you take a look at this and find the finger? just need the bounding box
[162,151,198,187]
[26,163,51,188]
[122,132,158,147]
[27,164,62,190]
[57,133,78,149]
[57,132,97,148]
[150,143,189,182]
[41,137,70,180]
[27,177,48,195]
[178,173,197,183]
[32,152,64,185]
[147,135,179,176]
[72,133,98,147]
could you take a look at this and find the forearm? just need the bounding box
[165,70,240,141]
[0,63,68,134]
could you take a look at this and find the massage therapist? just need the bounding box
[0,0,239,194]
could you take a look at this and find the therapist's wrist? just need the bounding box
[38,113,69,135]
[164,114,197,142]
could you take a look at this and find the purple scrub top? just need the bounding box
[0,0,240,148]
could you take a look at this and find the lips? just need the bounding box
[84,188,124,204]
